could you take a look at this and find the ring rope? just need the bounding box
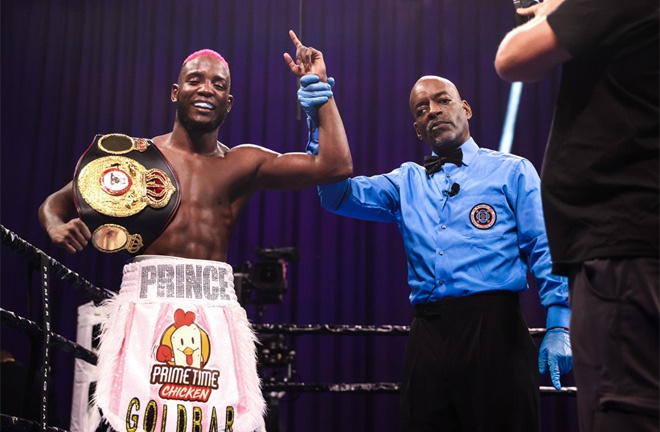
[254,323,411,335]
[0,307,97,366]
[253,323,548,337]
[261,382,577,396]
[0,225,112,303]
[0,413,68,432]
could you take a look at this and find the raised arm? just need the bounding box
[494,0,572,83]
[38,181,91,253]
[248,31,352,190]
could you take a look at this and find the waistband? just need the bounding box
[119,255,237,303]
[414,290,519,318]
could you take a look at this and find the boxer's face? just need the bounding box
[410,77,472,153]
[172,56,234,134]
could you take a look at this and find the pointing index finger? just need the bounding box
[289,29,302,47]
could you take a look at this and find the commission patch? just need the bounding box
[470,204,497,230]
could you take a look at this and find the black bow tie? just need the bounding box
[423,147,463,175]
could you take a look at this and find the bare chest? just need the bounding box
[163,149,251,208]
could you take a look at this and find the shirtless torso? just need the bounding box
[147,137,279,261]
[39,31,352,261]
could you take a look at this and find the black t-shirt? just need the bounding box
[543,0,659,274]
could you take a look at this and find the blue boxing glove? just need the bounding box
[298,74,334,155]
[538,328,573,390]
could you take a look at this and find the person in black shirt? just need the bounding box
[495,1,659,431]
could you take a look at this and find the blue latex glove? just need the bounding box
[298,74,334,128]
[538,328,573,390]
[298,74,334,155]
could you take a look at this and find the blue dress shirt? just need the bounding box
[318,138,570,327]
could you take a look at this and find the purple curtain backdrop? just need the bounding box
[1,0,575,430]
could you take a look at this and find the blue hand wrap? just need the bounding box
[298,75,335,155]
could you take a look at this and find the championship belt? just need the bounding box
[73,133,180,254]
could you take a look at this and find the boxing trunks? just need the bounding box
[94,256,266,432]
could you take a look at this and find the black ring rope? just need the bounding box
[261,382,577,396]
[0,225,112,303]
[0,413,68,432]
[254,323,411,335]
[263,382,401,394]
[253,323,548,337]
[0,308,98,365]
[0,224,575,431]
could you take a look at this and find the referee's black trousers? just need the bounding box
[400,291,539,432]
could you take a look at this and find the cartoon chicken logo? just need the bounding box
[156,309,211,368]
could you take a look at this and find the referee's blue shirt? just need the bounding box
[318,138,570,328]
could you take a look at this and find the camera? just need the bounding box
[257,334,296,370]
[513,0,542,26]
[235,247,300,305]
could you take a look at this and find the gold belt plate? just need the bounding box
[76,155,176,217]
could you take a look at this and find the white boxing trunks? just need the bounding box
[94,256,266,432]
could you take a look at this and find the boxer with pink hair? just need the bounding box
[39,30,351,432]
[182,48,230,72]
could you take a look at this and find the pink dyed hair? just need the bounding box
[182,49,230,72]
